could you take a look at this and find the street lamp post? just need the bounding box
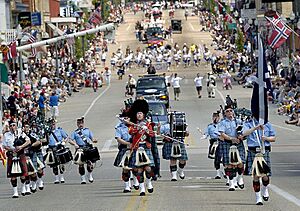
[289,12,296,55]
[54,30,59,77]
[16,25,23,89]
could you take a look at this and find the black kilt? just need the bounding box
[246,149,271,176]
[162,142,188,161]
[220,141,245,165]
[208,139,222,169]
[128,144,154,168]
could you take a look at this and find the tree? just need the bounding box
[236,29,245,53]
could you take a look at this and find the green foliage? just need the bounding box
[75,35,89,60]
[236,29,245,53]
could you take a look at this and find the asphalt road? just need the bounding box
[1,10,300,211]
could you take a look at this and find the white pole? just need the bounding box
[16,23,116,52]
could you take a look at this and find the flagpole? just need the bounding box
[265,16,300,37]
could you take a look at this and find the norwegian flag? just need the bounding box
[266,15,292,49]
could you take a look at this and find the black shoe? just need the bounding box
[226,183,229,186]
[81,181,86,185]
[256,202,263,205]
[229,188,235,191]
[31,188,37,193]
[133,185,139,190]
[263,196,269,201]
[171,178,177,181]
[123,189,131,193]
[60,181,65,184]
[12,195,19,199]
[89,179,94,183]
[21,193,26,196]
[215,176,221,179]
[25,192,31,195]
[238,183,244,189]
[54,181,59,184]
[140,192,146,196]
[148,188,153,193]
[179,175,185,180]
[38,187,44,190]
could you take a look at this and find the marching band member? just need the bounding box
[203,112,223,179]
[128,99,155,196]
[206,72,216,98]
[114,111,139,193]
[158,119,189,182]
[218,105,245,191]
[70,117,97,184]
[242,118,276,205]
[46,119,68,184]
[23,122,45,193]
[2,120,31,198]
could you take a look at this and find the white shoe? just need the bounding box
[87,173,94,183]
[123,181,131,193]
[25,184,31,195]
[228,179,235,191]
[226,176,229,186]
[38,179,44,190]
[133,175,139,190]
[178,168,185,180]
[171,171,177,181]
[12,187,19,198]
[237,175,244,189]
[261,185,269,201]
[139,183,146,196]
[233,176,238,188]
[54,175,60,184]
[60,175,65,183]
[146,178,153,193]
[215,169,222,179]
[256,191,263,205]
[80,175,87,184]
[21,184,26,196]
[31,181,37,193]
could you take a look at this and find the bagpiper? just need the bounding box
[2,120,31,198]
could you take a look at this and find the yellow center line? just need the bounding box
[125,192,138,211]
[138,196,148,211]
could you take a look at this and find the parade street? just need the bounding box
[1,10,300,211]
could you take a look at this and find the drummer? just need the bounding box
[69,117,97,184]
[46,119,69,184]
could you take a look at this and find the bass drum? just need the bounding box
[170,111,187,139]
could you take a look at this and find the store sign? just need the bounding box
[228,23,237,30]
[241,9,257,19]
[18,12,32,28]
[31,12,41,26]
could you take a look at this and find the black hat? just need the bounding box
[224,105,233,111]
[77,116,85,122]
[128,99,149,123]
[8,120,17,126]
[212,111,220,116]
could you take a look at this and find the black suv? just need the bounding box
[136,75,169,108]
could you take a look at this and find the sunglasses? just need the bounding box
[10,124,17,127]
[225,109,233,113]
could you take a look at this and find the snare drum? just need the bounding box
[56,148,73,164]
[170,111,188,139]
[84,147,100,163]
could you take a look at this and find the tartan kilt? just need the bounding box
[113,148,128,167]
[128,144,154,168]
[221,142,245,165]
[246,150,271,176]
[151,138,160,168]
[30,151,44,170]
[162,142,188,161]
[6,152,28,178]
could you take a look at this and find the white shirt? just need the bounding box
[2,129,28,150]
[171,77,182,88]
[41,77,49,86]
[194,76,203,87]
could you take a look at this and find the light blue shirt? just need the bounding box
[242,120,275,147]
[70,128,93,146]
[160,123,170,135]
[115,122,131,142]
[205,123,220,139]
[218,118,242,138]
[48,127,68,146]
